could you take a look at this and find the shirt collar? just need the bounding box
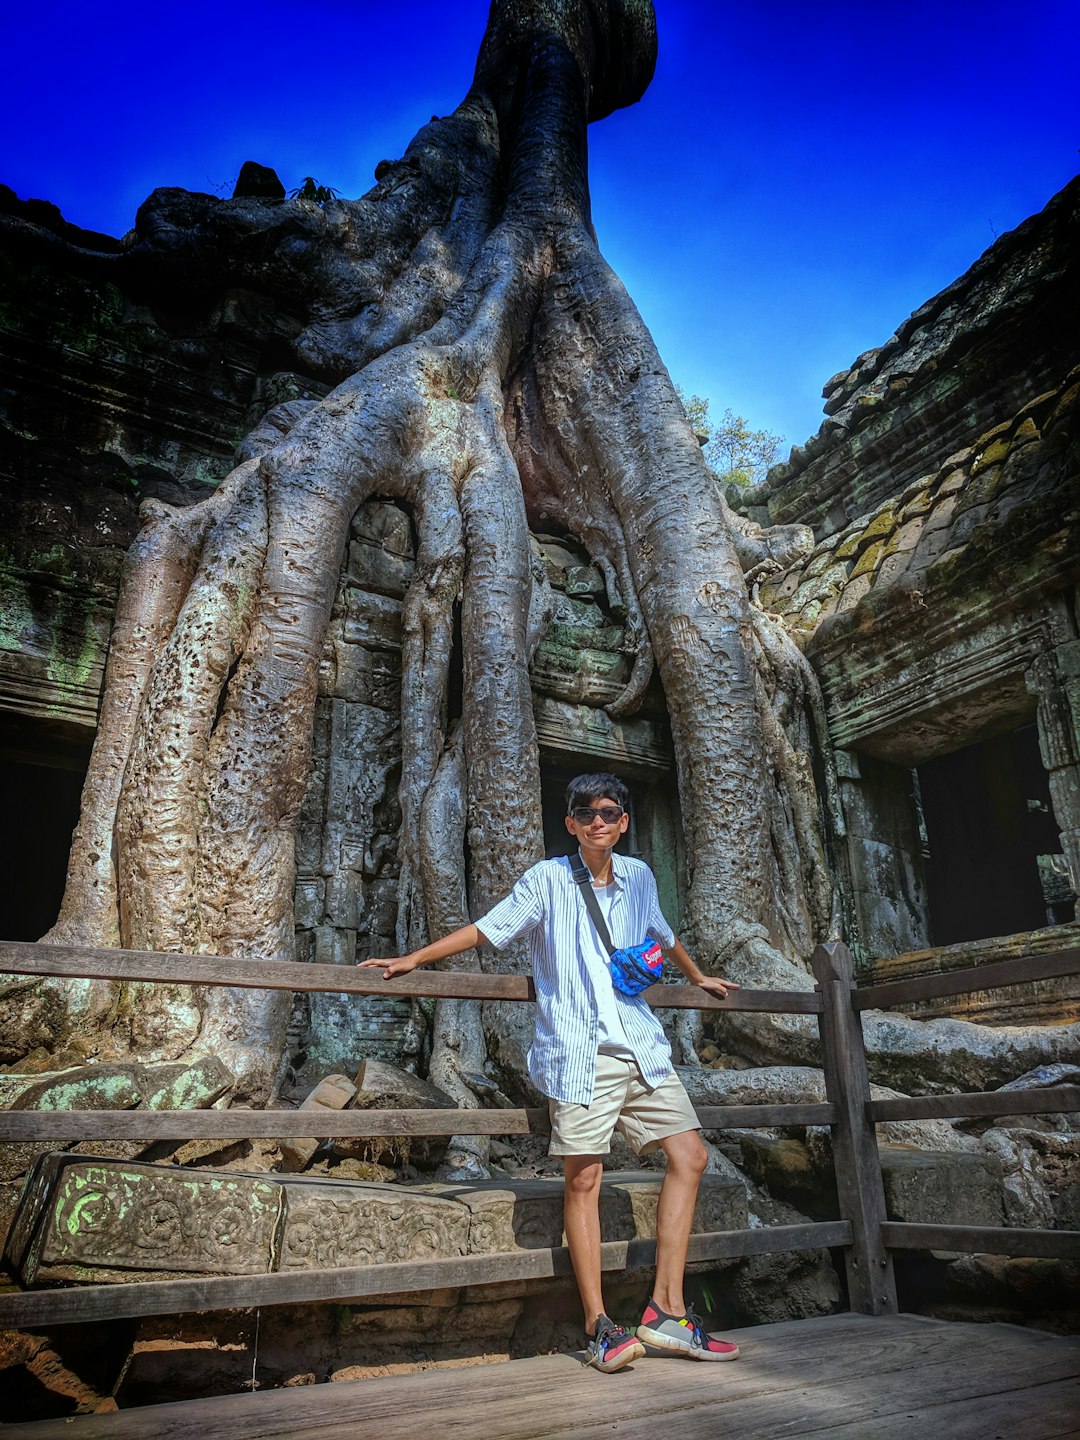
[574,848,627,887]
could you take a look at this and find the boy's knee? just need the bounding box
[564,1158,604,1198]
[667,1130,708,1177]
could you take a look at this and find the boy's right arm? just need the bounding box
[357,923,487,979]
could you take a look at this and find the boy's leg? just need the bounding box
[616,1073,740,1360]
[562,1155,644,1371]
[651,1127,708,1317]
[562,1154,606,1332]
[550,1057,644,1369]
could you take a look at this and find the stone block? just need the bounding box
[360,873,400,938]
[276,1176,469,1270]
[294,992,414,1090]
[532,696,673,773]
[342,589,403,650]
[311,926,356,968]
[563,564,604,597]
[736,1133,833,1217]
[350,500,414,559]
[353,1059,453,1111]
[337,1058,456,1167]
[136,1057,234,1111]
[601,1170,747,1249]
[874,550,914,591]
[530,645,630,707]
[850,538,885,580]
[5,1154,283,1284]
[346,539,415,598]
[0,1064,143,1112]
[545,621,624,653]
[329,640,402,709]
[898,486,934,521]
[835,573,871,613]
[293,876,326,928]
[324,868,362,928]
[280,1072,357,1173]
[921,492,959,532]
[912,525,953,568]
[0,1063,145,1181]
[425,1171,746,1255]
[879,1144,1004,1228]
[426,1178,564,1254]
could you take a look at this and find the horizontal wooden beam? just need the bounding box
[0,1101,837,1143]
[869,1087,1080,1124]
[695,1103,836,1129]
[0,940,534,1002]
[0,940,821,1013]
[643,985,822,1014]
[0,1109,534,1142]
[881,1222,1080,1260]
[854,947,1080,1011]
[0,1222,852,1330]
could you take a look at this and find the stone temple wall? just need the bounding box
[751,179,1080,996]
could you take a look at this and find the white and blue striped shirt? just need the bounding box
[476,853,676,1105]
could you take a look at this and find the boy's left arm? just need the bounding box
[665,938,739,1000]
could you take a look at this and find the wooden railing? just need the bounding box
[0,935,1078,1334]
[853,942,1080,1267]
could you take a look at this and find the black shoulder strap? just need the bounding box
[568,854,616,955]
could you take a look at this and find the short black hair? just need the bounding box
[566,772,630,814]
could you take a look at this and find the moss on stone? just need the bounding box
[971,437,1011,474]
[850,538,885,581]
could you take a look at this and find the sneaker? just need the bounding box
[636,1299,740,1361]
[586,1314,646,1372]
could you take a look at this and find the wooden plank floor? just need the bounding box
[8,1313,1080,1439]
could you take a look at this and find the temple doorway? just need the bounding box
[917,722,1070,946]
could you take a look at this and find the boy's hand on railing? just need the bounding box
[357,954,421,979]
[694,974,739,1000]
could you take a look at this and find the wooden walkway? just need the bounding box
[8,1313,1080,1438]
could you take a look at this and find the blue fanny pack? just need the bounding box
[569,856,665,996]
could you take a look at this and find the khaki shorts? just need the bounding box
[548,1052,700,1157]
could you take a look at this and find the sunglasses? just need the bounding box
[568,805,625,825]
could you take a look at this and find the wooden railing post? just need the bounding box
[811,940,898,1315]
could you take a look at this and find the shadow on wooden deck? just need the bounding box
[7,1312,1080,1439]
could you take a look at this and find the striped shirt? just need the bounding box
[476,853,676,1105]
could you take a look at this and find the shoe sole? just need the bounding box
[589,1340,646,1373]
[636,1324,740,1361]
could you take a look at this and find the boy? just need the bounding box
[359,772,740,1372]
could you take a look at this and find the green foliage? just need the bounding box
[289,176,342,206]
[676,386,784,489]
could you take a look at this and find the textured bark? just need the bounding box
[8,0,1054,1110]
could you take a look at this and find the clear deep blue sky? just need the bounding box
[5,1,1077,453]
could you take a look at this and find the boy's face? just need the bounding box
[564,795,630,848]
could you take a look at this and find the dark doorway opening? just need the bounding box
[0,757,85,940]
[917,723,1067,946]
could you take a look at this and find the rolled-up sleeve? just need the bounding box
[476,867,545,950]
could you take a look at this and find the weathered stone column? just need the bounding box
[1027,624,1080,919]
[834,748,931,972]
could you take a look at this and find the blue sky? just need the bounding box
[4,1,1077,452]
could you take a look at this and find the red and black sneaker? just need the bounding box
[586,1314,646,1372]
[637,1299,740,1361]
